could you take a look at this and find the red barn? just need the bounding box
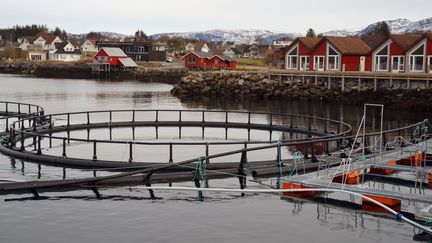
[370,34,422,73]
[284,37,321,70]
[95,47,137,69]
[309,36,371,72]
[184,51,237,70]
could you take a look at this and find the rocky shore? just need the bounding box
[0,61,186,83]
[171,71,432,111]
[0,61,93,78]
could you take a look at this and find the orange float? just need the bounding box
[428,173,432,188]
[369,161,397,175]
[332,171,362,184]
[282,182,316,198]
[362,194,401,213]
[399,153,424,167]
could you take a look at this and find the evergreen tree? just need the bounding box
[306,28,316,37]
[374,21,391,38]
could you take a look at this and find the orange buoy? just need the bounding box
[362,194,401,213]
[370,161,397,175]
[399,153,424,167]
[428,173,432,188]
[332,171,362,185]
[282,182,316,198]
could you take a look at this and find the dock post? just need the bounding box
[62,138,67,158]
[169,143,173,163]
[374,78,377,92]
[327,76,331,89]
[92,140,97,160]
[407,77,411,89]
[341,75,345,92]
[206,143,210,164]
[389,76,393,89]
[314,75,318,86]
[358,77,361,93]
[37,136,42,155]
[128,142,133,163]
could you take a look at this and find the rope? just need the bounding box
[192,157,206,200]
[132,186,432,234]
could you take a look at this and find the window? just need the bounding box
[374,44,389,71]
[300,56,309,70]
[314,56,325,71]
[327,45,340,70]
[188,57,196,64]
[409,43,425,72]
[286,46,298,69]
[391,56,404,72]
[214,59,219,64]
[429,56,432,73]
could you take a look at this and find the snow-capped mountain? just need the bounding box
[323,17,432,36]
[151,29,301,45]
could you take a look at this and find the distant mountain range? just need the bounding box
[68,17,432,45]
[151,29,301,45]
[322,18,432,36]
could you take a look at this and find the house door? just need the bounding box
[360,56,366,72]
[314,56,324,71]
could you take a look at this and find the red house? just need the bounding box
[369,34,422,73]
[309,36,371,72]
[284,37,321,70]
[95,47,138,69]
[425,32,432,73]
[184,51,237,70]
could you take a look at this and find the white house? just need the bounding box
[222,47,241,59]
[19,38,32,51]
[51,42,82,62]
[272,39,292,48]
[185,42,210,53]
[81,39,98,53]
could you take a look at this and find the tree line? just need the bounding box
[0,25,68,42]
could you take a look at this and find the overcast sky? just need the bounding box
[1,0,431,35]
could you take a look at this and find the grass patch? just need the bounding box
[237,58,266,66]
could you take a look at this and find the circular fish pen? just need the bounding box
[1,101,432,236]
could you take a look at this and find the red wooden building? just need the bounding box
[284,37,321,70]
[369,34,422,73]
[95,47,137,69]
[426,32,432,73]
[184,51,237,70]
[310,36,371,72]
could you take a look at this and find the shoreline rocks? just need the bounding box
[171,71,432,112]
[0,61,186,83]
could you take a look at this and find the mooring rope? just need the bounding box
[132,186,432,234]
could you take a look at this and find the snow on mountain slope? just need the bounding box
[151,29,300,45]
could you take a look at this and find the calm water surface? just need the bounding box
[0,74,430,243]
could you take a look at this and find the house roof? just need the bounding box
[230,48,241,54]
[188,51,213,58]
[297,37,321,51]
[390,34,423,51]
[325,36,371,55]
[243,44,259,52]
[119,57,138,67]
[83,39,97,46]
[101,47,127,57]
[34,34,61,45]
[186,51,234,62]
[284,37,321,54]
[53,42,81,55]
